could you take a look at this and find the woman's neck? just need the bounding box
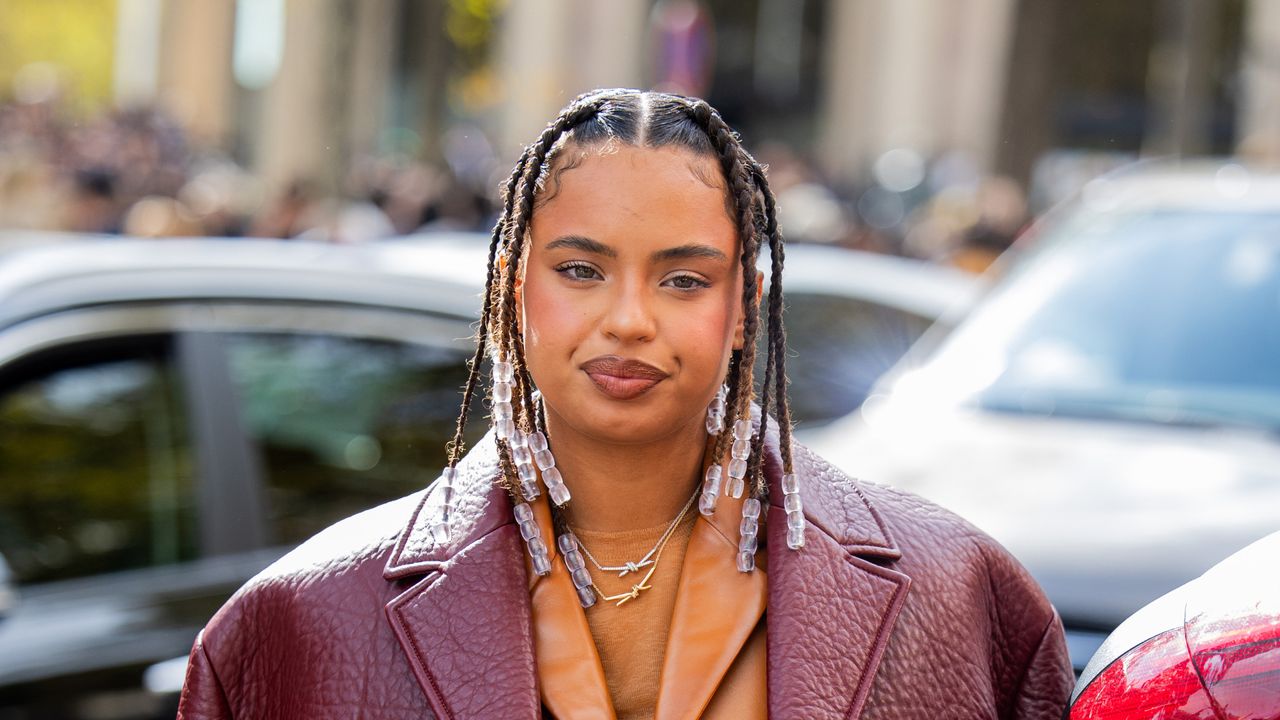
[542,411,706,532]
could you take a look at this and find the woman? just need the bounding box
[177,90,1073,719]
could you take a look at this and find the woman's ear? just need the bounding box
[732,271,764,350]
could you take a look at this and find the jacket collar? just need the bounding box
[383,428,912,720]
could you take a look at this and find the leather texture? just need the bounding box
[177,429,1073,719]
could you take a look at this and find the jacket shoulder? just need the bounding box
[199,490,424,647]
[792,442,1072,716]
[793,438,1059,643]
[255,489,424,586]
[790,439,995,554]
[187,490,428,715]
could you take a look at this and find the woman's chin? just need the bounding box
[554,405,702,447]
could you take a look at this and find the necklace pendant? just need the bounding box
[611,581,651,606]
[616,559,653,577]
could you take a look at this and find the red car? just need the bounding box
[1067,529,1280,718]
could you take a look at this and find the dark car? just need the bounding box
[0,236,489,720]
[806,164,1280,671]
[0,234,968,719]
[1067,529,1280,718]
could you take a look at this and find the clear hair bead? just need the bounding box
[737,497,761,573]
[557,532,597,608]
[431,466,457,544]
[495,418,516,440]
[528,431,549,452]
[543,466,571,507]
[491,354,523,448]
[505,426,540,500]
[512,445,533,466]
[534,450,555,471]
[517,461,538,485]
[724,417,754,498]
[705,384,728,435]
[781,472,805,549]
[493,360,514,382]
[725,474,745,499]
[526,430,570,507]
[514,502,551,576]
[698,464,723,516]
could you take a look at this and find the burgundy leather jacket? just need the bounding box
[177,432,1073,719]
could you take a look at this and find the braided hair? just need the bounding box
[445,88,794,505]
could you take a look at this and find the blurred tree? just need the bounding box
[0,0,117,109]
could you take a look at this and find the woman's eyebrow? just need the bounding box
[544,235,617,257]
[651,244,729,263]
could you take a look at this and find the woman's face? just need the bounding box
[519,144,745,446]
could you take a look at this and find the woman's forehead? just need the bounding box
[530,145,737,251]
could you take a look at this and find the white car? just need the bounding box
[805,163,1280,671]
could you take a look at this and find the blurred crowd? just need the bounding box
[0,97,497,244]
[0,96,1031,273]
[755,142,1032,272]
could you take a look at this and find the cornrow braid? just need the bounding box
[682,98,769,496]
[746,196,776,497]
[495,95,609,442]
[751,161,794,474]
[468,96,613,501]
[444,146,533,471]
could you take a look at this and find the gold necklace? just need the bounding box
[572,488,697,607]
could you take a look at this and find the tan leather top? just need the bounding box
[528,479,767,720]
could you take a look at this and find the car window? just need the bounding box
[222,332,480,546]
[781,293,934,426]
[0,336,198,586]
[929,210,1280,430]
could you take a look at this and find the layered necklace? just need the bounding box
[559,486,698,607]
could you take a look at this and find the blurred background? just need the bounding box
[0,0,1272,260]
[2,1,1279,719]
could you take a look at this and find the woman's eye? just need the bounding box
[665,274,711,290]
[556,262,602,281]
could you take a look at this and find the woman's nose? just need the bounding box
[601,280,657,343]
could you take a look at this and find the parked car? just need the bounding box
[0,234,967,719]
[1067,529,1280,718]
[804,163,1280,671]
[755,242,978,427]
[0,235,488,720]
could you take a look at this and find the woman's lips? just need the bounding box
[580,356,669,400]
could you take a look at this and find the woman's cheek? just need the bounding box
[524,277,599,361]
[673,296,737,368]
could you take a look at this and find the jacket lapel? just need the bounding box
[383,433,541,719]
[527,490,616,720]
[655,498,767,720]
[764,440,912,720]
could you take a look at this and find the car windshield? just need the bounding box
[901,208,1280,432]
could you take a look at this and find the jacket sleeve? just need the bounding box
[176,630,234,720]
[975,535,1074,720]
[1009,609,1074,720]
